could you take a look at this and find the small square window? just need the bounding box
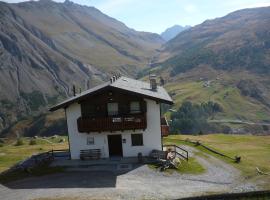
[130,101,140,114]
[107,102,118,116]
[131,134,143,146]
[87,137,94,145]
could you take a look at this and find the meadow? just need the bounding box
[164,134,270,189]
[0,136,68,173]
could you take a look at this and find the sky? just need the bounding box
[3,0,270,33]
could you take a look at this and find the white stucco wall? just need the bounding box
[66,99,162,159]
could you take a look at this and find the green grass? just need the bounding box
[148,157,205,175]
[164,134,270,189]
[0,136,68,173]
[176,157,205,174]
[165,80,270,122]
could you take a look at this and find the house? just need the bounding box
[50,75,173,159]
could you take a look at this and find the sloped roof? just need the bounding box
[50,76,173,111]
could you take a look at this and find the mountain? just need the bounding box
[0,0,164,137]
[153,7,270,134]
[160,7,270,75]
[160,25,191,41]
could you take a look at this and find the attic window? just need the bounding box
[107,102,118,116]
[130,101,140,114]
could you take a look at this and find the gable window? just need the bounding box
[131,134,143,146]
[107,102,118,116]
[130,101,140,114]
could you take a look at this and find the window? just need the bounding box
[131,134,143,146]
[87,137,94,145]
[130,101,140,114]
[107,102,118,116]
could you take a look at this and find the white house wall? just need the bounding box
[66,99,162,159]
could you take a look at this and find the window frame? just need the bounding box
[131,133,143,146]
[107,102,119,116]
[130,101,141,114]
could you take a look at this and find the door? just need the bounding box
[107,134,123,157]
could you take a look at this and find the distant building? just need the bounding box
[50,76,173,159]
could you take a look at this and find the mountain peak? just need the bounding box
[161,25,191,41]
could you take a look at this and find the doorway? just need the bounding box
[107,134,123,157]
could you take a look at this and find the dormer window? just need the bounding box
[107,102,118,116]
[130,101,140,114]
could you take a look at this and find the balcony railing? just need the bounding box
[77,114,147,133]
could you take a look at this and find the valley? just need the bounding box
[0,1,270,137]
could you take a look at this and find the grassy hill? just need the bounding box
[164,134,270,189]
[163,69,270,134]
[0,136,68,172]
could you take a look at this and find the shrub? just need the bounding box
[15,138,24,146]
[29,139,37,145]
[0,143,3,147]
[0,138,5,144]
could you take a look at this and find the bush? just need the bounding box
[0,139,5,144]
[0,143,3,147]
[15,138,24,146]
[29,139,37,145]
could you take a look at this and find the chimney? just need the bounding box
[149,74,157,91]
[72,85,76,96]
[160,76,165,86]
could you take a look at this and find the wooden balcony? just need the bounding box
[77,114,147,133]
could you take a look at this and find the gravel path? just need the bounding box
[0,146,257,200]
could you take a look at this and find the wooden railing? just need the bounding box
[163,144,189,161]
[77,114,147,133]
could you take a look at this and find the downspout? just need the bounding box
[64,108,71,160]
[159,103,163,150]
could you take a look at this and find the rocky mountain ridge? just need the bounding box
[0,0,163,136]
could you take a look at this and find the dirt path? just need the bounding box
[0,146,257,200]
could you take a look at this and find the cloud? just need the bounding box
[184,4,198,13]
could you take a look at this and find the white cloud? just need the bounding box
[184,4,198,13]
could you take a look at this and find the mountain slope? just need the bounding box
[160,7,270,75]
[153,7,270,134]
[0,0,163,135]
[160,25,191,41]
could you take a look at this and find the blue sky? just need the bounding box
[4,0,270,33]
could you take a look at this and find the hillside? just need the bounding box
[160,25,191,41]
[152,7,270,134]
[159,7,270,75]
[0,0,163,136]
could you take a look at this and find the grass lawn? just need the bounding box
[164,134,270,189]
[0,136,68,173]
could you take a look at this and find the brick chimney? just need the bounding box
[149,74,157,91]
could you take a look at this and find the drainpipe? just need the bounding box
[159,103,163,150]
[65,108,71,160]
